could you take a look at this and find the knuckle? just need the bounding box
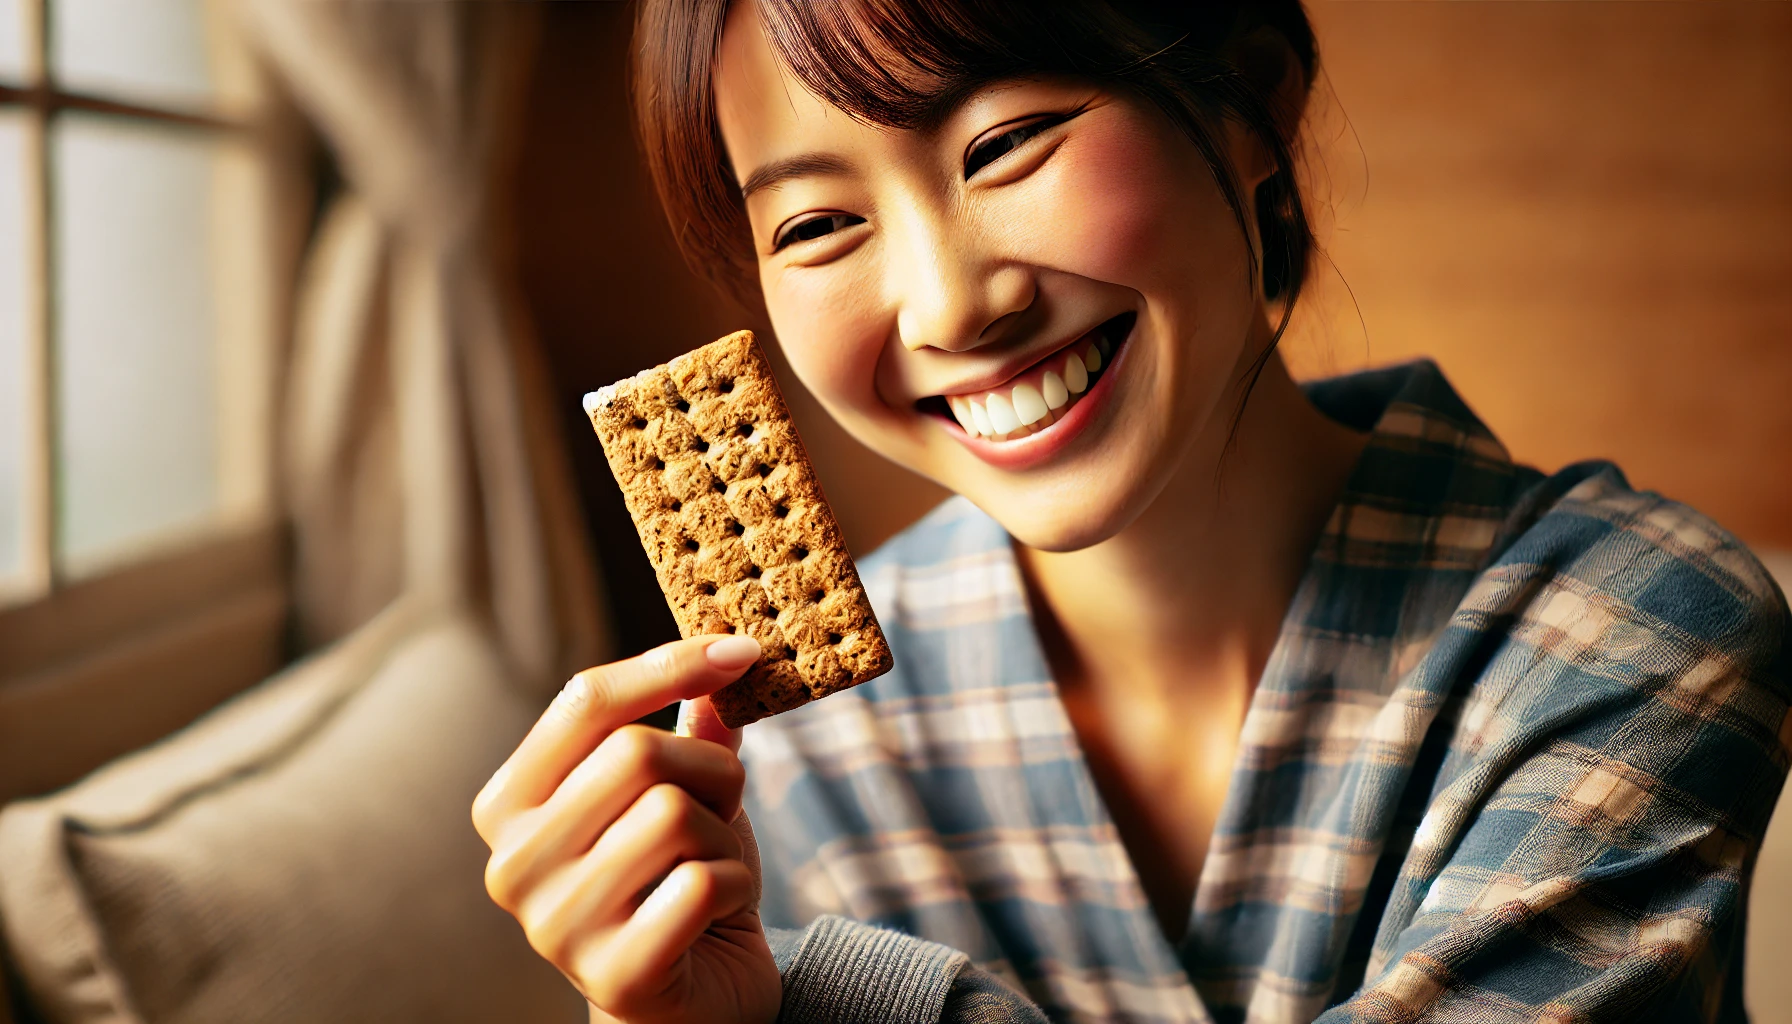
[515,887,586,970]
[677,859,720,903]
[549,668,611,726]
[643,782,694,830]
[637,643,685,683]
[470,765,516,842]
[481,818,543,912]
[483,848,524,911]
[470,789,504,844]
[607,724,663,777]
[521,909,573,969]
[541,932,576,972]
[469,801,492,843]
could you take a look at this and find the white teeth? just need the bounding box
[945,334,1114,442]
[985,392,1020,435]
[969,398,994,437]
[948,396,977,434]
[1064,354,1088,394]
[1011,383,1047,426]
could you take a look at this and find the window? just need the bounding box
[0,0,294,802]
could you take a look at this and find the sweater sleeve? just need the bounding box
[767,917,1049,1024]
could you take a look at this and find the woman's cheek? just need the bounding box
[1003,119,1189,286]
[762,262,891,429]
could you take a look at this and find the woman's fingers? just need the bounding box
[472,636,776,1024]
[557,724,748,840]
[473,635,760,838]
[588,859,759,1013]
[518,783,743,964]
[484,726,746,905]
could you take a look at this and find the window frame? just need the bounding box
[0,0,300,803]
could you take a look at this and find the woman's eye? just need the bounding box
[773,213,865,252]
[964,115,1069,179]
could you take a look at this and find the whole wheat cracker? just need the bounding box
[584,330,894,727]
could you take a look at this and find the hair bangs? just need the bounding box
[754,0,1116,132]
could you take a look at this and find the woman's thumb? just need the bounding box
[675,694,743,752]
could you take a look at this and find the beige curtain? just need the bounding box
[239,0,609,696]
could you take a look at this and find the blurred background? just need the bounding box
[0,2,1786,1022]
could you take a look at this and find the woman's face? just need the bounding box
[714,5,1276,551]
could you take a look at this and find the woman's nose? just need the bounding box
[891,219,1034,353]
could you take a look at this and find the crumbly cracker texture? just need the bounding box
[584,330,894,727]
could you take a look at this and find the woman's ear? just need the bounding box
[1230,25,1308,188]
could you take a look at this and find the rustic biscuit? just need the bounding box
[584,330,894,727]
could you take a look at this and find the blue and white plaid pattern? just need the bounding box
[742,362,1790,1024]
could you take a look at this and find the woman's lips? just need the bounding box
[929,313,1134,470]
[941,314,1127,441]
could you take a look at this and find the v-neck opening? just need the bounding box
[990,535,1214,1020]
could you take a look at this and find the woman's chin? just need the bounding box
[896,432,1161,553]
[968,482,1145,554]
[888,415,1167,553]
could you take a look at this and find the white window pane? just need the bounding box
[53,113,218,570]
[0,0,25,82]
[0,112,27,582]
[51,0,213,109]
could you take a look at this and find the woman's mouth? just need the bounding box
[928,313,1132,442]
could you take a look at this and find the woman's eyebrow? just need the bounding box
[740,153,854,200]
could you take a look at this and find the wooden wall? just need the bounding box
[1289,2,1792,549]
[513,2,1791,658]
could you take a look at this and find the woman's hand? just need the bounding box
[472,635,780,1024]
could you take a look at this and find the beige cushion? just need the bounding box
[0,601,586,1024]
[1746,553,1792,1024]
[1753,795,1792,1024]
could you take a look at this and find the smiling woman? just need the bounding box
[476,3,1792,1023]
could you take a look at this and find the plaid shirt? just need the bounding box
[743,361,1790,1024]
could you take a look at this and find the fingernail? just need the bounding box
[704,635,761,671]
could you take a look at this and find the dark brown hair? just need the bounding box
[632,0,1317,314]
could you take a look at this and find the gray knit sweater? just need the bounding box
[769,917,1047,1024]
